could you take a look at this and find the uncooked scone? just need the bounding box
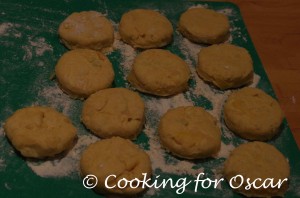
[224,141,290,197]
[197,44,254,90]
[55,49,114,99]
[80,136,152,195]
[4,106,77,158]
[127,49,190,96]
[224,87,284,141]
[81,88,145,139]
[158,106,221,159]
[119,9,173,49]
[178,8,230,44]
[58,11,114,52]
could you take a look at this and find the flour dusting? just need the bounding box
[0,22,14,35]
[113,33,137,77]
[27,135,99,178]
[144,125,201,177]
[37,84,74,115]
[22,36,53,61]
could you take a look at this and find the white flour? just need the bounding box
[27,135,99,178]
[0,123,4,137]
[0,22,13,35]
[36,84,74,115]
[22,36,53,61]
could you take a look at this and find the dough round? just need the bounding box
[4,106,77,159]
[55,49,114,99]
[80,136,152,195]
[119,9,173,49]
[197,44,253,90]
[127,49,190,96]
[158,106,221,159]
[58,11,114,52]
[82,88,145,139]
[178,8,230,44]
[224,87,284,141]
[224,141,290,197]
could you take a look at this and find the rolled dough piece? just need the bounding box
[55,49,114,99]
[81,88,145,139]
[119,9,173,49]
[224,141,290,197]
[80,136,152,195]
[4,106,77,158]
[127,49,190,96]
[178,8,230,44]
[158,106,221,159]
[197,43,253,90]
[224,87,284,141]
[58,11,114,52]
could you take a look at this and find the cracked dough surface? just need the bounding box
[127,49,190,96]
[224,87,284,141]
[197,44,253,90]
[81,88,145,139]
[119,9,173,49]
[158,106,221,159]
[58,11,114,52]
[4,106,77,158]
[224,141,290,197]
[55,49,114,99]
[80,136,152,195]
[178,8,230,44]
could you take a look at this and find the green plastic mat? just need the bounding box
[1,0,299,197]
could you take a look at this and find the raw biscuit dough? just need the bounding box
[55,49,114,99]
[127,49,190,96]
[4,106,77,158]
[197,44,253,90]
[58,11,114,52]
[158,106,221,159]
[224,87,284,141]
[81,88,145,139]
[224,141,290,197]
[80,136,152,195]
[178,8,230,44]
[119,9,173,49]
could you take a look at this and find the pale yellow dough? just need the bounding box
[58,11,114,52]
[224,87,284,141]
[178,8,230,44]
[197,44,254,90]
[4,106,77,159]
[224,141,290,197]
[158,106,221,159]
[55,49,114,99]
[81,88,145,139]
[127,49,190,96]
[80,136,152,195]
[119,9,173,49]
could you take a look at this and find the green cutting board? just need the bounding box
[1,0,299,197]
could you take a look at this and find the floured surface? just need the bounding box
[0,1,299,198]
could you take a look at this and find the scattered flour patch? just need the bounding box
[27,135,99,178]
[188,4,208,9]
[114,32,137,76]
[29,37,53,56]
[37,84,74,115]
[216,142,235,159]
[0,158,5,170]
[22,37,53,61]
[145,94,193,117]
[218,8,233,16]
[144,125,200,177]
[0,22,13,35]
[0,123,4,136]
